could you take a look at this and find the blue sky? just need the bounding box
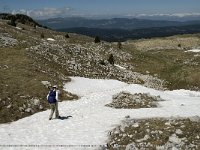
[0,0,200,19]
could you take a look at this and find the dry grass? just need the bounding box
[127,34,200,51]
[122,36,200,90]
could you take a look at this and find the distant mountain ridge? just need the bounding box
[38,17,200,30]
[58,24,200,42]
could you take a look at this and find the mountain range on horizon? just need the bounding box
[36,16,200,42]
[1,13,200,42]
[38,17,200,30]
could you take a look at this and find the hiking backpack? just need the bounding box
[48,90,56,104]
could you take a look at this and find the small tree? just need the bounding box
[65,33,70,38]
[94,36,100,43]
[40,33,45,38]
[108,54,115,65]
[99,60,106,66]
[117,41,122,49]
[7,19,16,27]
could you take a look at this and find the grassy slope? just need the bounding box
[118,34,200,90]
[0,22,78,123]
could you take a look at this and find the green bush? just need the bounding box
[40,33,45,38]
[94,36,100,43]
[99,60,106,66]
[7,19,16,27]
[65,33,70,38]
[117,41,122,49]
[108,54,114,65]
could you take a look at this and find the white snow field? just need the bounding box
[0,77,200,149]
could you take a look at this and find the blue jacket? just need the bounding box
[47,90,57,104]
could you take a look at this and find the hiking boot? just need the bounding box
[56,116,61,119]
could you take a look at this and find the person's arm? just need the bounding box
[47,91,49,100]
[56,90,59,101]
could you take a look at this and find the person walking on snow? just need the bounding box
[47,85,61,120]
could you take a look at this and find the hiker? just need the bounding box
[47,85,61,120]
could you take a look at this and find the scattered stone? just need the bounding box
[125,143,138,150]
[16,27,22,30]
[3,65,9,69]
[106,91,164,109]
[7,104,12,109]
[41,81,51,87]
[175,129,183,135]
[27,40,166,90]
[132,123,139,128]
[19,107,24,112]
[107,118,200,149]
[136,135,150,142]
[0,33,18,47]
[33,99,40,106]
[25,108,32,113]
[39,105,43,110]
[146,71,150,74]
[169,134,182,144]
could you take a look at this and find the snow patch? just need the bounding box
[114,64,126,70]
[185,49,200,53]
[47,38,55,41]
[166,89,200,97]
[0,77,200,149]
[41,81,51,86]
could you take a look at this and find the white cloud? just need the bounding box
[170,13,200,17]
[134,12,200,18]
[11,7,200,19]
[12,6,72,19]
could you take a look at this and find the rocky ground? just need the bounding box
[107,117,200,150]
[27,35,166,90]
[0,32,18,47]
[106,92,164,109]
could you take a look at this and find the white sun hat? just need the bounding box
[52,85,57,88]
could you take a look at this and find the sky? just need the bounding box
[0,0,200,19]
